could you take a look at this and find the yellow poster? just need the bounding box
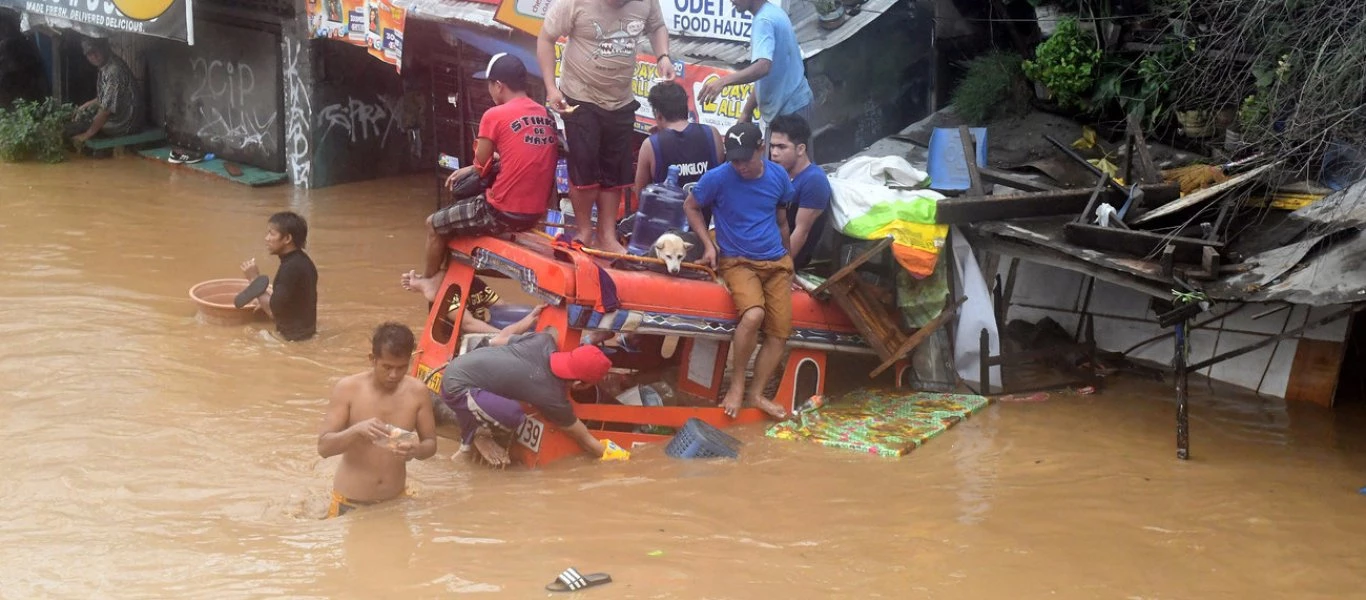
[495,0,554,37]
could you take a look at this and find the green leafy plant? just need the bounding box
[1022,17,1101,109]
[808,0,839,15]
[0,98,76,163]
[951,51,1031,123]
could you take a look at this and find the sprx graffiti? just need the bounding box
[317,95,402,147]
[189,57,278,153]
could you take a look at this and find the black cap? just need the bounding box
[724,122,764,162]
[473,52,527,84]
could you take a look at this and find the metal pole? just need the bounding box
[1175,320,1190,460]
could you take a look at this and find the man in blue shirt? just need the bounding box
[768,113,832,270]
[685,122,794,420]
[698,0,814,145]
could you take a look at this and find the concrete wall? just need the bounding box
[996,259,1351,404]
[149,21,285,171]
[305,40,428,188]
[806,0,935,164]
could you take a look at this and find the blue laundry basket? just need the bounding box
[664,418,742,459]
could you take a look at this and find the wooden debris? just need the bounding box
[1132,162,1280,225]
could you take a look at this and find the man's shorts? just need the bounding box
[445,389,528,445]
[718,255,795,340]
[561,96,639,190]
[429,195,539,238]
[326,490,382,519]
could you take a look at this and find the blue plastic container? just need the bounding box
[926,127,988,192]
[664,418,742,459]
[628,165,687,256]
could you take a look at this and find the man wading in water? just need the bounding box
[240,211,318,341]
[317,323,436,518]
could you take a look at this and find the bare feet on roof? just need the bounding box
[721,386,744,418]
[750,395,789,420]
[401,270,441,303]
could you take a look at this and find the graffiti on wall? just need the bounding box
[283,39,312,187]
[317,95,403,148]
[189,57,279,154]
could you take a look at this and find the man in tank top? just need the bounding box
[634,82,724,227]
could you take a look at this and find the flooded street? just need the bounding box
[3,158,1366,598]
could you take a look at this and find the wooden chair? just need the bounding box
[811,237,959,378]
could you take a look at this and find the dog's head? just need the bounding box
[652,233,693,274]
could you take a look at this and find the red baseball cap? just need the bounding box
[549,345,612,384]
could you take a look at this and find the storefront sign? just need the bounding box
[307,0,407,71]
[554,41,757,134]
[493,0,551,37]
[2,0,195,43]
[661,0,751,43]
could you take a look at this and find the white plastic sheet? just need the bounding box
[950,227,1001,389]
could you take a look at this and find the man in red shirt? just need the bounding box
[416,54,558,281]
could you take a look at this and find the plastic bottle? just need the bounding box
[373,423,417,449]
[627,165,687,256]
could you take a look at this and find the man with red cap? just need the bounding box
[439,326,629,461]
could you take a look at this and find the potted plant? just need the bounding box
[810,0,844,30]
[1028,0,1078,38]
[1021,17,1100,109]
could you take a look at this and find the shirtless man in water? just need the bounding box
[318,322,437,518]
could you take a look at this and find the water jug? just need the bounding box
[627,165,687,256]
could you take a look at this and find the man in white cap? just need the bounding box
[411,53,559,286]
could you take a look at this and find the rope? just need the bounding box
[531,230,718,279]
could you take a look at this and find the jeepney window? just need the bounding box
[431,283,462,345]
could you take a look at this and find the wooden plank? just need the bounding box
[1132,163,1279,224]
[935,183,1180,224]
[1284,338,1346,407]
[811,237,893,297]
[959,126,984,197]
[979,167,1061,192]
[869,297,965,378]
[1064,223,1221,263]
[1125,113,1162,184]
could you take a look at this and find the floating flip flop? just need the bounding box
[546,567,612,592]
[234,275,269,309]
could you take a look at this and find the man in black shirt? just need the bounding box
[240,211,318,341]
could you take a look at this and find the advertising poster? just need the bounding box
[307,0,406,70]
[1,0,195,43]
[553,42,757,134]
[494,0,552,37]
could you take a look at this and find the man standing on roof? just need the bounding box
[685,122,794,420]
[767,113,830,270]
[697,0,814,150]
[537,0,674,254]
[411,54,558,284]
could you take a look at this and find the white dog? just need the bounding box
[651,231,698,274]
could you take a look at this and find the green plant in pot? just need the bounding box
[951,51,1031,123]
[0,98,76,164]
[1022,17,1101,110]
[810,0,844,29]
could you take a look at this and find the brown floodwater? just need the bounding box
[3,158,1366,599]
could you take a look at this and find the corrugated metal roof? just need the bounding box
[394,0,511,33]
[397,0,897,67]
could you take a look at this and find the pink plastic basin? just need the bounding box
[189,278,266,326]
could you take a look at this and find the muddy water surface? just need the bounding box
[2,159,1366,599]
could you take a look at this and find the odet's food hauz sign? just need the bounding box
[663,0,751,42]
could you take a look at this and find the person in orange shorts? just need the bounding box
[318,323,437,518]
[684,122,794,420]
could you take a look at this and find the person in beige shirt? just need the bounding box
[537,0,674,255]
